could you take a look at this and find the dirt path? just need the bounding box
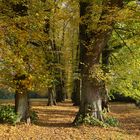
[0,100,140,140]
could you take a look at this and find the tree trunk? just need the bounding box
[74,1,115,123]
[56,78,66,102]
[78,77,103,120]
[74,42,111,123]
[74,38,111,122]
[72,37,81,106]
[56,85,65,102]
[101,45,110,112]
[71,79,81,106]
[15,91,30,123]
[14,73,31,123]
[47,87,57,106]
[100,81,110,112]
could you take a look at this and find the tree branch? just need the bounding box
[113,27,134,56]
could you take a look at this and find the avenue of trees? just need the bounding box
[0,0,140,124]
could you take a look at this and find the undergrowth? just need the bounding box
[0,105,38,124]
[75,114,119,127]
[0,105,18,124]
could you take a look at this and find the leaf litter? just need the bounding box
[0,100,140,140]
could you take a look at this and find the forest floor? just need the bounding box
[0,99,140,140]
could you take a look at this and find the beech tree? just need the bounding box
[73,0,140,123]
[74,0,124,122]
[0,0,52,122]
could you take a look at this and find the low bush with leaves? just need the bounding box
[105,116,120,127]
[0,105,39,124]
[84,115,106,127]
[75,114,119,127]
[75,114,106,127]
[0,105,18,124]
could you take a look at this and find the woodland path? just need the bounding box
[0,99,140,140]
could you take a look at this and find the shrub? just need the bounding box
[75,114,119,127]
[0,105,38,124]
[75,114,106,127]
[83,114,106,127]
[0,105,18,124]
[105,116,120,127]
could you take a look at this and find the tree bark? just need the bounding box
[100,81,110,112]
[56,79,66,102]
[74,0,116,123]
[15,91,30,123]
[47,87,57,106]
[14,74,31,123]
[74,35,111,122]
[101,45,110,112]
[72,34,81,106]
[71,79,81,106]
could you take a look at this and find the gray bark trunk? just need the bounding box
[74,0,117,124]
[80,78,103,120]
[15,91,30,123]
[14,74,30,123]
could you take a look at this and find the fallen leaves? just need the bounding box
[0,100,140,140]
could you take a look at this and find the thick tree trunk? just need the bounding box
[14,73,31,123]
[74,38,112,123]
[74,44,110,123]
[15,91,30,123]
[79,77,103,120]
[74,1,115,124]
